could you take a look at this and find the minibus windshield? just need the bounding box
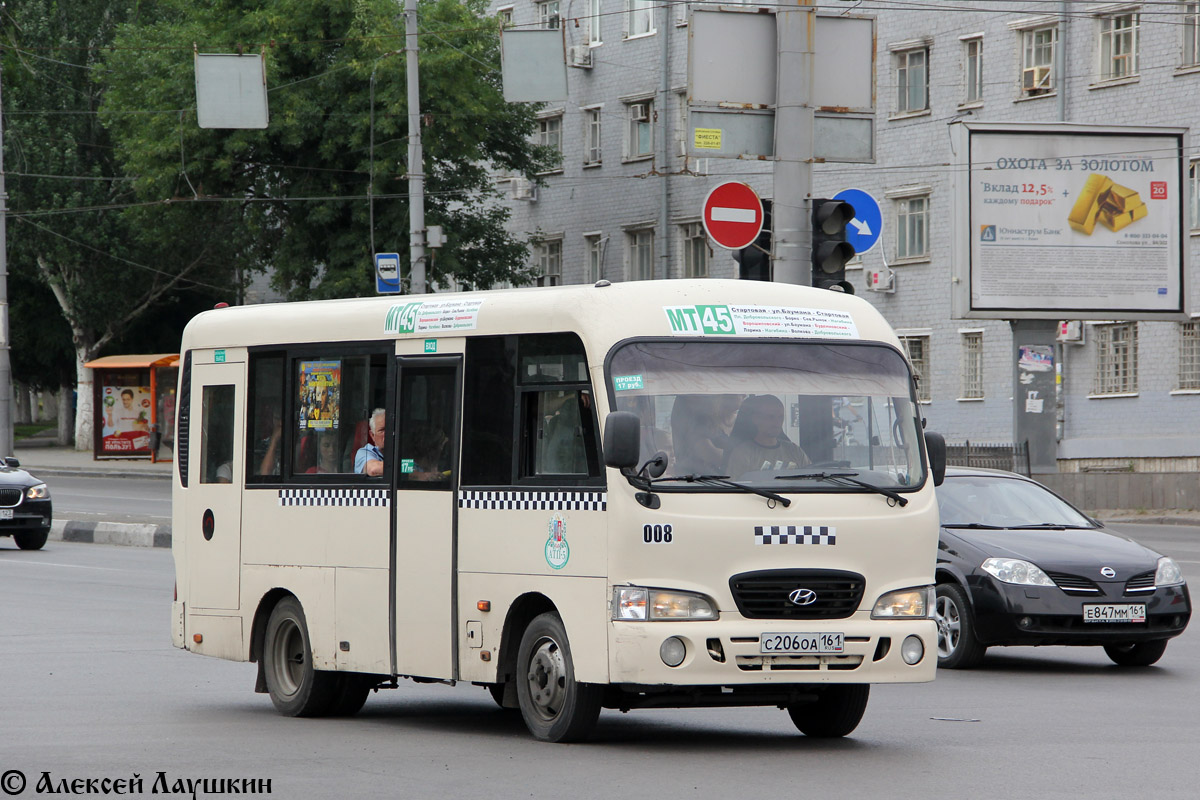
[607,340,926,491]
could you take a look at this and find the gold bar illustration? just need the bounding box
[1068,174,1113,235]
[1102,183,1140,213]
[1098,200,1148,232]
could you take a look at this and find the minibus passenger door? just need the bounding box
[391,356,462,680]
[185,360,245,610]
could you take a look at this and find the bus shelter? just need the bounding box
[83,353,180,462]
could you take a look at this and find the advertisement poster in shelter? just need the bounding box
[298,360,341,430]
[100,385,153,455]
[964,125,1185,317]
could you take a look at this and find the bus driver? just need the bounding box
[354,408,386,476]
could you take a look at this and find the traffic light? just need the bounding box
[811,198,856,293]
[733,199,772,281]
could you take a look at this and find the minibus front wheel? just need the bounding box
[516,612,602,742]
[786,684,870,738]
[263,596,337,717]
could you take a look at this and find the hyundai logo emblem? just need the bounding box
[1100,567,1116,578]
[788,588,818,606]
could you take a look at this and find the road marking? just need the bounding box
[0,558,126,572]
[710,207,757,223]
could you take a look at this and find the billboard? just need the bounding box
[951,122,1187,320]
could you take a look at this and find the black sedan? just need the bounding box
[934,467,1190,668]
[0,457,52,551]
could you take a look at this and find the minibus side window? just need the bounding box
[516,333,602,485]
[247,353,284,480]
[462,336,516,486]
[290,353,388,478]
[199,385,236,484]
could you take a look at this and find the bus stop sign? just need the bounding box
[375,252,401,295]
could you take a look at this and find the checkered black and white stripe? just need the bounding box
[458,490,607,511]
[754,525,836,545]
[278,489,390,508]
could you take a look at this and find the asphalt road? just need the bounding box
[0,527,1198,799]
[43,474,171,525]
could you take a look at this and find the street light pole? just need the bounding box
[771,1,815,287]
[0,59,14,456]
[405,0,426,294]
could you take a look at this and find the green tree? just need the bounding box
[99,0,551,300]
[3,0,238,448]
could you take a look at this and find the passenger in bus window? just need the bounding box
[306,431,341,474]
[723,395,810,477]
[254,403,282,476]
[354,408,386,476]
[407,423,449,481]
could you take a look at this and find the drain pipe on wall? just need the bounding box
[659,4,672,279]
[1057,1,1067,121]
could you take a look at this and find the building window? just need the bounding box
[1093,322,1138,395]
[1186,3,1200,66]
[963,37,983,104]
[1021,26,1057,95]
[585,235,604,282]
[900,335,932,403]
[538,114,562,155]
[497,6,514,28]
[895,47,929,113]
[1099,13,1139,81]
[628,229,655,281]
[1191,160,1200,231]
[1180,322,1200,390]
[586,0,603,45]
[627,0,655,38]
[537,0,560,30]
[961,332,984,399]
[626,98,654,159]
[584,108,602,165]
[680,222,709,278]
[895,194,929,260]
[535,239,562,287]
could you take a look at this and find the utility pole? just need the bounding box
[405,0,427,294]
[0,59,14,456]
[772,1,815,286]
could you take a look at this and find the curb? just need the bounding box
[1104,515,1200,527]
[22,467,173,481]
[50,519,172,548]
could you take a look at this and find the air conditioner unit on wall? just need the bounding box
[1057,320,1085,344]
[1022,66,1051,94]
[511,177,537,201]
[568,45,593,69]
[630,102,650,122]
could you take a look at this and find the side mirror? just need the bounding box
[642,450,668,479]
[4,457,19,468]
[603,411,641,470]
[924,431,946,487]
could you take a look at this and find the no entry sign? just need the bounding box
[702,181,764,250]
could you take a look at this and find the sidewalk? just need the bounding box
[13,442,173,480]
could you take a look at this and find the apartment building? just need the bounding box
[490,1,1200,470]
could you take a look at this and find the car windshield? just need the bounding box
[937,475,1095,529]
[606,340,925,490]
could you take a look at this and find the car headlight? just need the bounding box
[1155,557,1185,587]
[26,483,50,500]
[872,586,934,619]
[981,557,1055,587]
[612,586,717,621]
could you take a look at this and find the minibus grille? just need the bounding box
[729,569,865,620]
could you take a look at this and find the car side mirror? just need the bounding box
[924,431,946,487]
[4,457,19,468]
[603,411,641,470]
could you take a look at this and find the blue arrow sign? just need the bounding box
[375,252,401,295]
[833,188,882,255]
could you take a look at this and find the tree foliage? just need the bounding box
[99,0,552,299]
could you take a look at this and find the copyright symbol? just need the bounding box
[0,770,25,796]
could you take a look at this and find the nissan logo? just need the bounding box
[1100,567,1116,578]
[788,588,818,606]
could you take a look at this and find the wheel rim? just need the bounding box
[935,595,962,658]
[525,636,568,722]
[270,618,306,698]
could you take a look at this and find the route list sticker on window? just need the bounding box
[663,305,860,339]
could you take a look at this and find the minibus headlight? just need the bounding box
[26,483,50,500]
[612,587,717,621]
[871,586,934,619]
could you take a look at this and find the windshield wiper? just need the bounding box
[775,471,909,508]
[1007,523,1095,530]
[942,523,1007,530]
[665,474,792,508]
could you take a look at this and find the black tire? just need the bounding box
[935,583,987,669]
[1104,639,1169,667]
[515,612,602,742]
[327,673,373,717]
[786,685,870,738]
[262,596,337,717]
[14,529,49,551]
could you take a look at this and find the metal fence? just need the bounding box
[945,440,1031,477]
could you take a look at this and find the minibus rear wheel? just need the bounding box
[786,684,870,737]
[263,596,336,717]
[516,612,602,742]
